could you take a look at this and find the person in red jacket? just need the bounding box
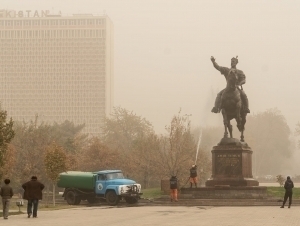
[22,176,45,218]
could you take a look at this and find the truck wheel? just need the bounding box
[106,191,119,206]
[66,190,77,205]
[125,197,138,204]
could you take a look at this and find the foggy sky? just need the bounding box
[3,0,300,135]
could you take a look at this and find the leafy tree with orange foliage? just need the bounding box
[44,142,68,206]
[0,109,15,180]
[102,107,154,153]
[78,137,119,172]
[0,145,16,180]
[129,132,161,188]
[101,107,155,184]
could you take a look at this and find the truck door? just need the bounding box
[95,174,107,195]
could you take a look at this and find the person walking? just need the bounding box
[0,179,14,220]
[189,165,198,188]
[22,176,45,218]
[169,175,178,202]
[280,176,294,208]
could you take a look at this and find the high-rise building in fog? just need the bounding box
[0,10,114,136]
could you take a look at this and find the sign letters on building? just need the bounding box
[0,10,51,18]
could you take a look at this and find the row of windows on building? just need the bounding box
[1,87,105,92]
[8,109,105,116]
[1,81,106,87]
[0,57,105,63]
[0,67,106,73]
[1,84,106,90]
[0,62,105,67]
[1,38,106,44]
[1,46,105,51]
[1,46,105,55]
[0,72,104,76]
[1,55,105,60]
[1,85,106,90]
[1,101,105,107]
[1,52,105,56]
[0,68,105,72]
[1,80,106,85]
[0,42,106,48]
[0,73,106,78]
[5,101,105,106]
[11,115,105,126]
[0,65,105,70]
[0,67,105,73]
[5,99,104,107]
[2,96,106,102]
[0,18,106,27]
[0,29,106,38]
[0,49,106,55]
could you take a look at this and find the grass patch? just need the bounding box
[142,187,163,199]
[267,187,300,198]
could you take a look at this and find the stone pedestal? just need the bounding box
[205,138,259,187]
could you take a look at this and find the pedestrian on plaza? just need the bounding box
[0,178,14,220]
[189,165,198,188]
[280,176,294,208]
[170,175,178,202]
[22,176,45,218]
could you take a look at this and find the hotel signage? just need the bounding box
[0,10,51,18]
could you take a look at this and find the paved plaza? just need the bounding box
[2,205,299,226]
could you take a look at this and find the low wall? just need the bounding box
[180,186,268,199]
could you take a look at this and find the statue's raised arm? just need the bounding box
[210,56,221,71]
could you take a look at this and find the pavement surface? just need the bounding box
[2,205,299,226]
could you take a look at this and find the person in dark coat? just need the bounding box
[22,176,45,218]
[0,178,14,219]
[280,176,294,208]
[189,165,198,188]
[169,176,178,202]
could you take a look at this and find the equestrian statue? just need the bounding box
[210,56,250,142]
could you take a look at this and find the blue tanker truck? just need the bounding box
[57,170,142,206]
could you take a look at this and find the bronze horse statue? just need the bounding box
[220,69,247,142]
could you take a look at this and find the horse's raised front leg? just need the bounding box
[221,109,228,138]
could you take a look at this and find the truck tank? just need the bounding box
[57,171,96,190]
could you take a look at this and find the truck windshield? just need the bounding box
[106,172,124,180]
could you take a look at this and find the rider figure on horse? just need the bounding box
[210,56,250,114]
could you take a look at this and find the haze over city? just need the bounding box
[1,2,300,223]
[2,0,300,177]
[3,0,300,134]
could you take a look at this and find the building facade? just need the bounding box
[0,11,114,136]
